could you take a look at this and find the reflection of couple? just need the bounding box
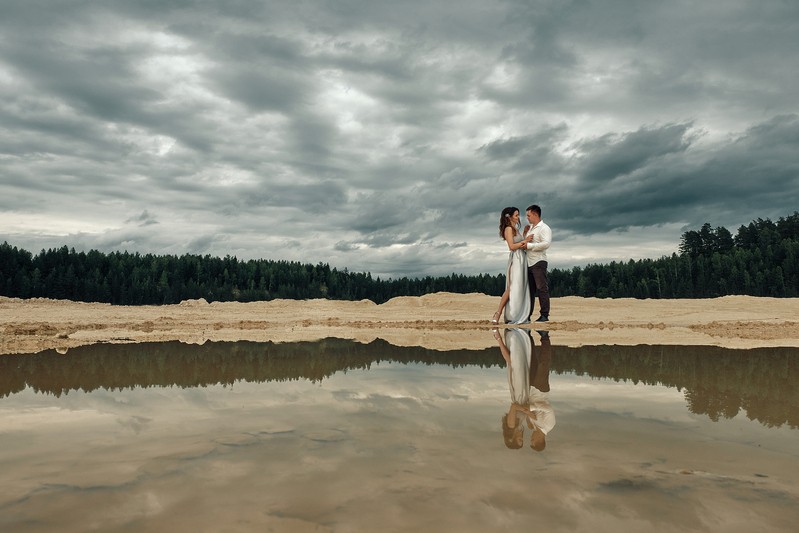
[494,328,555,451]
[492,205,552,325]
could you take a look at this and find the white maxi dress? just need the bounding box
[504,231,531,324]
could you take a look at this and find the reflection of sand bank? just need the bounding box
[2,293,799,355]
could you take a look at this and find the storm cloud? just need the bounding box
[1,0,797,277]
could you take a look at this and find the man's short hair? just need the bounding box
[526,205,541,216]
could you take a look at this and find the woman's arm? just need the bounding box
[503,227,527,251]
[509,403,532,415]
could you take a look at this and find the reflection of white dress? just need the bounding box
[504,231,531,324]
[505,328,532,405]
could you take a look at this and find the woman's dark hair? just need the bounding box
[501,413,524,449]
[499,207,519,239]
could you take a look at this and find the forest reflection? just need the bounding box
[2,339,798,429]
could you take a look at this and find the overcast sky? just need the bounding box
[1,0,797,278]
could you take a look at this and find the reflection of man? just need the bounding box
[523,205,551,323]
[529,330,552,393]
[527,331,555,451]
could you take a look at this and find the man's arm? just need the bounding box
[526,224,552,252]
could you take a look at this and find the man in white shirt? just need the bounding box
[523,205,551,322]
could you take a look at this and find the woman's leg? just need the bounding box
[494,289,510,322]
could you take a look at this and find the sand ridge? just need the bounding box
[2,293,799,355]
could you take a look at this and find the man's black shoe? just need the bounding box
[535,315,549,322]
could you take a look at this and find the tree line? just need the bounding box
[0,243,504,304]
[2,339,797,428]
[1,212,797,303]
[550,212,799,298]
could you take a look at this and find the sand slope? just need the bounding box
[2,293,799,354]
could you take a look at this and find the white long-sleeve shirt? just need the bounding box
[524,220,552,267]
[528,387,556,435]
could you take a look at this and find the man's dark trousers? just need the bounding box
[528,261,550,318]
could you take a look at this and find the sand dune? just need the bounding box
[2,293,799,355]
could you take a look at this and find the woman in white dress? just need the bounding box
[494,328,532,449]
[492,207,532,324]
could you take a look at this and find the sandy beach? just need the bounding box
[2,293,799,355]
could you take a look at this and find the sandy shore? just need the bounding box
[2,293,799,355]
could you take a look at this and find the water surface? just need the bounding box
[1,333,798,532]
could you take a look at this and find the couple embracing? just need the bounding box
[492,204,551,325]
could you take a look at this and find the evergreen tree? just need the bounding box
[1,211,798,303]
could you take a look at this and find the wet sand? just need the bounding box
[3,293,799,354]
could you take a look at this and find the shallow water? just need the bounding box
[1,332,798,532]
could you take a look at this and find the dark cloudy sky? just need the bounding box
[1,0,797,278]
